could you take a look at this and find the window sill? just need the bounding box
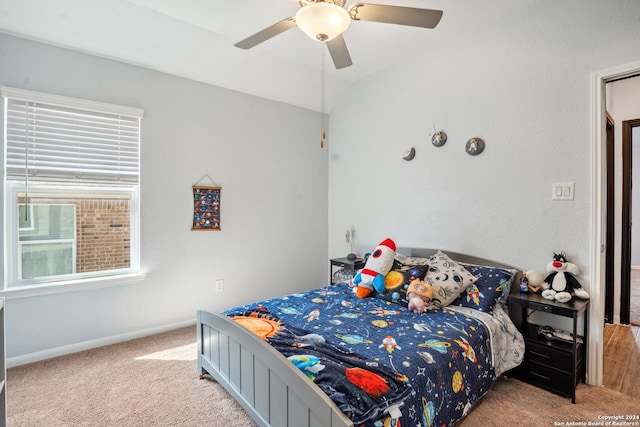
[0,273,146,299]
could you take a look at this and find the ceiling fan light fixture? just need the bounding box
[295,3,351,42]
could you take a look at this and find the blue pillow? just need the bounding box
[450,265,516,312]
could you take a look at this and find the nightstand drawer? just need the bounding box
[520,361,574,396]
[528,301,553,312]
[525,341,576,371]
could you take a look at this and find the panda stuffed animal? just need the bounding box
[541,252,590,303]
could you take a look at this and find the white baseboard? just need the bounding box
[632,265,640,271]
[6,318,195,368]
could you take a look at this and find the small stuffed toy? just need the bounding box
[352,238,396,298]
[541,252,590,303]
[525,269,545,293]
[406,278,433,314]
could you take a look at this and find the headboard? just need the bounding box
[396,247,522,281]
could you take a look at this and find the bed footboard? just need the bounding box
[197,310,353,427]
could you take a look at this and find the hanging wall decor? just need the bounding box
[402,147,416,161]
[465,138,485,156]
[192,175,221,231]
[431,131,447,147]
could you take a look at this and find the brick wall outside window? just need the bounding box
[19,196,131,274]
[77,199,130,273]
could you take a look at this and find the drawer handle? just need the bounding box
[530,371,552,382]
[529,351,552,360]
[530,302,551,312]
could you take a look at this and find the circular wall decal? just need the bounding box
[465,138,485,155]
[431,131,447,147]
[402,147,416,161]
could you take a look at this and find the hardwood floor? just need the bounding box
[603,323,640,399]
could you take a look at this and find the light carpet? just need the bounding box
[7,327,256,427]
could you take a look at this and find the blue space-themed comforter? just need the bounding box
[222,282,524,427]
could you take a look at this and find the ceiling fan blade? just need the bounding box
[326,35,353,69]
[235,17,297,49]
[348,3,443,29]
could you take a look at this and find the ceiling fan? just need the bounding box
[235,0,443,69]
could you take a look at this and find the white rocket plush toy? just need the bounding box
[541,251,590,303]
[352,238,396,299]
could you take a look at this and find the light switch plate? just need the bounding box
[552,182,574,200]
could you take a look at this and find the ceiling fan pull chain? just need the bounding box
[320,42,326,148]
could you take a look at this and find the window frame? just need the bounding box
[1,87,145,298]
[3,182,143,297]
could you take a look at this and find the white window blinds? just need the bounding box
[2,87,143,184]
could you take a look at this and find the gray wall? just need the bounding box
[327,1,640,327]
[632,127,640,267]
[0,33,329,363]
[328,1,640,266]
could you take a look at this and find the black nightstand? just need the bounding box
[329,257,365,284]
[508,290,589,403]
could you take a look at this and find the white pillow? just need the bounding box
[425,251,478,308]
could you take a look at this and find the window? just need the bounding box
[2,87,144,294]
[19,202,76,279]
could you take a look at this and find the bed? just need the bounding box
[197,248,525,427]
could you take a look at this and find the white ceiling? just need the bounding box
[0,0,529,111]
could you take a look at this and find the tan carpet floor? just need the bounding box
[7,327,256,427]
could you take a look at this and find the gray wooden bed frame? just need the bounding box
[196,248,519,427]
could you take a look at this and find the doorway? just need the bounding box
[605,75,640,326]
[591,61,640,387]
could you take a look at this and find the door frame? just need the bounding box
[591,60,640,387]
[605,113,614,324]
[621,118,632,326]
